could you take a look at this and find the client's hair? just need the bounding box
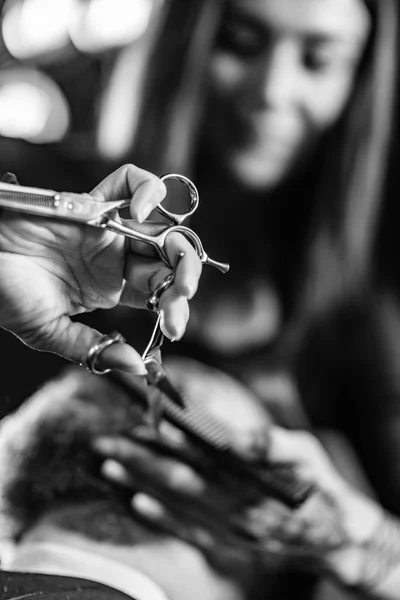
[0,367,145,545]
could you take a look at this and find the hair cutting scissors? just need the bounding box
[0,173,229,412]
[0,174,313,510]
[0,173,229,273]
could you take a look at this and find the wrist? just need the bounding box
[326,488,400,596]
[325,486,382,586]
[348,509,400,596]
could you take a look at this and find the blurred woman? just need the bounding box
[130,0,397,397]
[93,0,400,597]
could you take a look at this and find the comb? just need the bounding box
[107,369,313,509]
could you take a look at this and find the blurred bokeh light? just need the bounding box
[0,0,160,157]
[2,0,155,60]
[2,0,77,62]
[0,68,70,142]
[70,0,153,54]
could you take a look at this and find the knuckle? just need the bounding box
[123,163,156,189]
[120,163,139,181]
[165,231,186,251]
[23,321,58,351]
[295,432,321,455]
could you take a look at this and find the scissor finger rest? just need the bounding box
[0,175,230,275]
[149,224,230,273]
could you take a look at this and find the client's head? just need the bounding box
[0,363,270,600]
[0,366,143,545]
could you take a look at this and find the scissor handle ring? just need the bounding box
[157,225,230,274]
[146,272,175,312]
[86,331,126,375]
[158,173,199,225]
[157,225,204,264]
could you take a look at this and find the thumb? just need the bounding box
[32,316,147,375]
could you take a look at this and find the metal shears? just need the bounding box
[0,173,229,411]
[0,173,229,274]
[0,174,314,510]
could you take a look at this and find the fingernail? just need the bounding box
[100,343,147,375]
[158,180,167,197]
[186,285,197,300]
[162,315,186,343]
[137,202,154,224]
[132,493,164,519]
[164,332,181,343]
[180,277,198,300]
[1,172,18,184]
[135,179,165,223]
[118,364,148,376]
[101,459,127,482]
[92,437,116,454]
[171,329,184,343]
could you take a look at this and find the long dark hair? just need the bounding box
[132,0,398,334]
[299,0,398,321]
[132,0,225,174]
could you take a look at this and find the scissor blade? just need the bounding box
[145,357,186,408]
[0,182,126,224]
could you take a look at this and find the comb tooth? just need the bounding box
[161,395,232,451]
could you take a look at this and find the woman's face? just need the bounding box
[205,0,370,190]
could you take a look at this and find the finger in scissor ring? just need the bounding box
[86,331,126,375]
[146,252,186,312]
[146,272,175,312]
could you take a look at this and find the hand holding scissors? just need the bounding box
[0,172,229,273]
[0,165,210,374]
